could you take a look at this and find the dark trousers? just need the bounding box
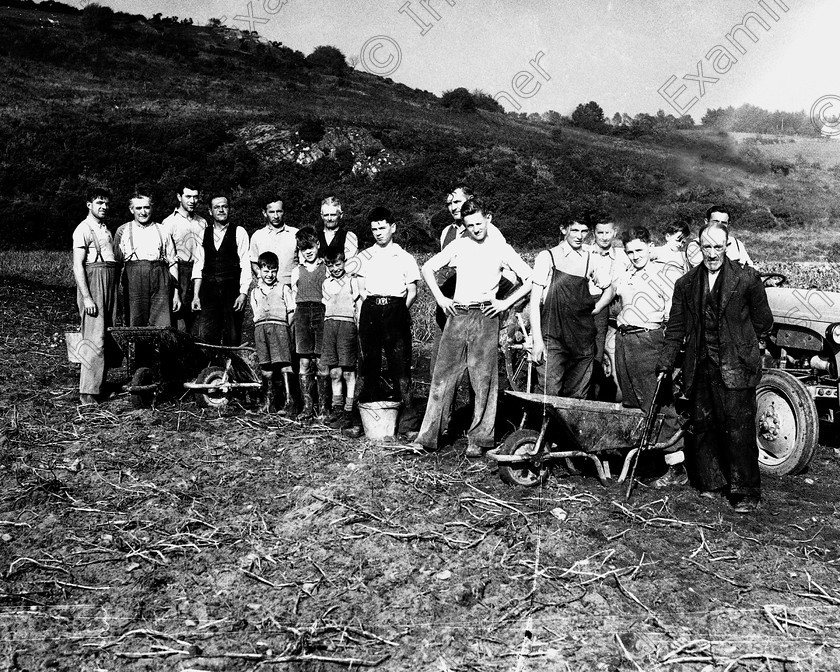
[124,261,171,328]
[174,261,196,335]
[358,298,418,433]
[615,329,681,452]
[539,335,593,399]
[416,309,498,450]
[688,359,760,498]
[198,277,243,346]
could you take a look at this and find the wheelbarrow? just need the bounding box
[108,326,205,408]
[183,342,262,409]
[487,388,685,488]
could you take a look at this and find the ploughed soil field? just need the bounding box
[4,274,840,671]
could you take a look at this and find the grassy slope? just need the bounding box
[1,5,838,259]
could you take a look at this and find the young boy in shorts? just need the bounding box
[321,249,361,429]
[250,252,295,414]
[290,227,329,421]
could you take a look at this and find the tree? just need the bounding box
[81,2,114,33]
[471,89,505,113]
[542,110,562,125]
[440,88,476,112]
[570,101,607,132]
[612,112,623,126]
[346,54,360,69]
[306,45,347,75]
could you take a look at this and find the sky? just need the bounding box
[91,0,838,121]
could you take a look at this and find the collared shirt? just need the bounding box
[614,260,679,329]
[114,221,176,266]
[191,224,252,295]
[685,236,753,269]
[439,221,504,250]
[72,215,116,264]
[532,240,602,302]
[425,235,531,303]
[585,242,628,288]
[250,280,290,324]
[650,245,687,273]
[707,267,721,290]
[353,243,420,298]
[323,273,360,322]
[161,210,207,263]
[249,224,299,285]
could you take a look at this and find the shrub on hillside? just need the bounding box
[82,3,114,33]
[306,45,347,75]
[297,117,326,144]
[440,88,476,113]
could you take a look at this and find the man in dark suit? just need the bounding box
[657,220,773,513]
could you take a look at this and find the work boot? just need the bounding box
[315,376,330,422]
[260,374,275,414]
[328,409,351,430]
[651,464,688,488]
[326,395,345,424]
[278,371,296,417]
[296,374,315,422]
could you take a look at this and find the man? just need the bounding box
[114,192,180,327]
[657,220,773,513]
[191,195,251,346]
[71,187,119,405]
[250,198,299,287]
[352,207,421,437]
[414,198,532,457]
[317,196,358,260]
[161,180,207,335]
[530,219,610,399]
[601,226,686,486]
[685,206,753,269]
[585,218,627,400]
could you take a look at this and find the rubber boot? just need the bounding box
[316,376,330,422]
[278,371,296,417]
[344,401,364,438]
[260,373,275,414]
[327,394,345,425]
[296,373,315,421]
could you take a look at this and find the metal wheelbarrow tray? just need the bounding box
[487,390,684,487]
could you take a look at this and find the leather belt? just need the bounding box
[368,295,401,306]
[453,301,492,310]
[617,324,662,335]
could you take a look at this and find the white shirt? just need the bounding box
[114,221,176,265]
[191,224,252,295]
[249,224,299,285]
[614,260,678,328]
[72,216,116,264]
[352,243,420,298]
[585,242,628,288]
[161,210,207,263]
[439,221,504,250]
[707,267,721,290]
[425,235,531,303]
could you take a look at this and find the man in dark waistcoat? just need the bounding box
[657,220,773,513]
[191,195,251,346]
[317,196,358,261]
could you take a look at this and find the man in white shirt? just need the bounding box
[249,198,298,287]
[71,187,119,405]
[191,195,251,346]
[413,198,532,457]
[114,192,180,327]
[351,206,422,437]
[685,206,753,269]
[161,180,207,335]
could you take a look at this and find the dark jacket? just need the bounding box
[657,258,773,391]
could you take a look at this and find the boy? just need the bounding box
[412,198,532,457]
[114,191,181,327]
[321,249,361,429]
[289,227,329,421]
[351,206,421,438]
[250,252,295,414]
[651,219,691,272]
[72,187,119,405]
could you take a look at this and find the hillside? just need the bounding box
[0,2,835,255]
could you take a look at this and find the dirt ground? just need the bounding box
[3,276,840,671]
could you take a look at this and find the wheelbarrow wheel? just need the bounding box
[129,367,155,409]
[498,429,550,487]
[194,366,229,409]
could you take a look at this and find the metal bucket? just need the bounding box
[358,401,401,440]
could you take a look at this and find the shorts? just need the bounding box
[322,319,358,369]
[254,322,292,366]
[295,302,325,356]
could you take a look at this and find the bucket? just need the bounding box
[358,401,401,439]
[65,331,82,364]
